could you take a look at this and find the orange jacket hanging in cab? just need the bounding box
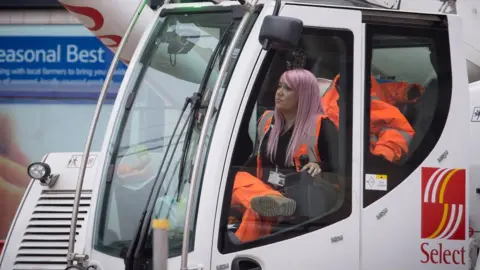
[322,75,415,163]
[371,75,424,106]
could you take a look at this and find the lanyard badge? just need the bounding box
[268,166,285,187]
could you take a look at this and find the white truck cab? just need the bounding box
[0,0,475,269]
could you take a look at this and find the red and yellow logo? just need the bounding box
[421,167,466,240]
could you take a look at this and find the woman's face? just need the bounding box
[275,81,298,114]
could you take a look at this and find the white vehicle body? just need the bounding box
[0,152,101,269]
[0,0,479,270]
[54,0,480,83]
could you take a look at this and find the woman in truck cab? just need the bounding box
[230,68,339,243]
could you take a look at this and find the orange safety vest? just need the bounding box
[255,110,324,179]
[322,75,415,163]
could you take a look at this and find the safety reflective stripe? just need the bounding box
[371,127,412,146]
[380,127,412,145]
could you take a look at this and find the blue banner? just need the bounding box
[0,36,127,99]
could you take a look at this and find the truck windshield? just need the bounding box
[93,6,256,259]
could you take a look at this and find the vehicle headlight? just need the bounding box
[27,162,51,182]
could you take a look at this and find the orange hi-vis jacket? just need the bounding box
[370,75,425,106]
[255,110,324,178]
[322,75,415,163]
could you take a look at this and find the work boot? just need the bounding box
[251,195,296,217]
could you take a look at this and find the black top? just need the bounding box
[244,116,339,182]
[0,0,63,9]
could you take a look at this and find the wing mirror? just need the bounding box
[258,15,303,51]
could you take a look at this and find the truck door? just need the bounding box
[210,4,364,269]
[359,13,470,269]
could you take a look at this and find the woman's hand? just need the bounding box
[300,162,321,177]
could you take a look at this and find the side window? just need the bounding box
[218,27,353,253]
[363,24,452,206]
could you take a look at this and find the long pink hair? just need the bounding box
[266,69,322,166]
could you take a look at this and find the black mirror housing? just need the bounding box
[258,15,303,51]
[164,31,199,55]
[147,0,165,10]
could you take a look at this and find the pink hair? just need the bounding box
[266,69,322,166]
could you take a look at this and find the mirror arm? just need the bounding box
[273,0,281,16]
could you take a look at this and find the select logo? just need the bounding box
[420,167,467,265]
[421,167,466,240]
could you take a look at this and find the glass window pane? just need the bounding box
[93,7,259,260]
[218,27,354,253]
[363,25,452,207]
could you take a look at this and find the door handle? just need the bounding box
[231,257,262,270]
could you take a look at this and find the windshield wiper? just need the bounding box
[124,92,201,270]
[124,16,241,270]
[177,20,237,200]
